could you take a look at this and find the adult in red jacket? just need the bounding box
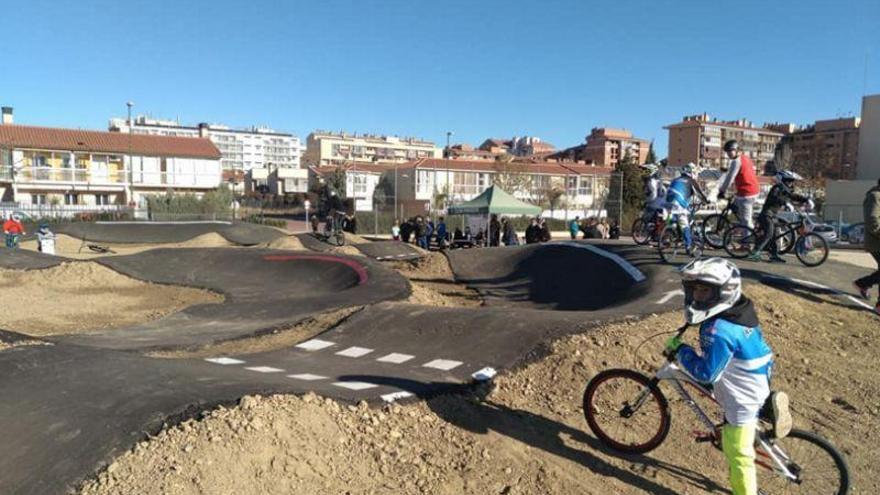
[717,140,760,229]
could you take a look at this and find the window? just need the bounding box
[352,174,368,195]
[578,177,592,196]
[566,176,578,194]
[31,194,47,205]
[95,194,111,205]
[64,193,79,205]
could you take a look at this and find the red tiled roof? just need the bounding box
[0,124,221,159]
[310,162,393,176]
[406,158,613,176]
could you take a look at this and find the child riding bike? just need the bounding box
[665,257,792,495]
[3,213,25,248]
[748,170,811,263]
[665,163,709,255]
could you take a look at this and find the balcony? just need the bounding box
[4,166,127,185]
[131,170,220,188]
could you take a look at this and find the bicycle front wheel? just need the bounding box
[795,233,828,267]
[632,218,650,245]
[701,214,728,249]
[724,225,758,259]
[583,369,671,454]
[335,231,346,246]
[658,226,688,265]
[758,429,850,495]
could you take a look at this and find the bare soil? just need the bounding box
[0,262,223,336]
[80,281,878,495]
[390,252,482,308]
[19,233,235,259]
[261,235,308,251]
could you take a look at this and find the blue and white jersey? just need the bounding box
[676,299,772,425]
[666,176,694,210]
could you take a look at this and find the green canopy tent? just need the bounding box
[447,185,541,246]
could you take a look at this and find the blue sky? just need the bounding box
[1,0,878,157]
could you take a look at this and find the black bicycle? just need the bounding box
[321,211,346,246]
[701,201,739,249]
[723,208,829,267]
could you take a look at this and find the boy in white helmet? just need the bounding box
[665,257,792,495]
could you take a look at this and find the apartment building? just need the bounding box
[665,114,783,171]
[109,116,304,192]
[476,136,555,157]
[548,128,649,167]
[769,117,860,180]
[0,111,221,208]
[390,158,613,218]
[303,131,441,167]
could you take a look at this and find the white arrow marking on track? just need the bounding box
[655,289,685,304]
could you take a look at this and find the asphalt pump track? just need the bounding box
[0,229,872,494]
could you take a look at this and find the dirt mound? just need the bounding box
[262,235,308,251]
[172,233,234,248]
[343,233,370,244]
[0,262,223,336]
[327,245,365,257]
[21,233,234,259]
[78,282,878,494]
[391,252,482,307]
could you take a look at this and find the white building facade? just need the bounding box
[109,116,304,192]
[0,117,221,211]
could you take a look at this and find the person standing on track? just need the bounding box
[569,216,580,240]
[853,178,880,316]
[717,140,760,229]
[666,257,792,495]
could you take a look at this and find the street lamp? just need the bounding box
[126,101,134,205]
[445,131,453,210]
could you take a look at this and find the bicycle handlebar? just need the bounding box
[664,322,691,362]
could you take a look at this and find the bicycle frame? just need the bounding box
[637,361,801,481]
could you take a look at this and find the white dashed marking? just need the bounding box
[422,359,463,371]
[204,357,245,365]
[295,339,335,351]
[376,353,415,364]
[381,391,415,403]
[335,346,374,358]
[332,381,379,391]
[245,366,284,373]
[655,289,685,304]
[471,367,497,381]
[287,373,328,381]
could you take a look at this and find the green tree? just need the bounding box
[607,152,645,221]
[645,141,657,164]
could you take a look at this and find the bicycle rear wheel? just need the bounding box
[583,369,671,454]
[701,214,728,249]
[658,226,689,265]
[757,429,850,495]
[632,218,650,245]
[334,231,346,246]
[795,233,828,267]
[724,225,758,259]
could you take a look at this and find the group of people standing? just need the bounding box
[568,216,619,240]
[391,214,560,249]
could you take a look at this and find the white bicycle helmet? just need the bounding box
[774,170,802,185]
[640,163,659,175]
[679,257,742,324]
[681,162,699,177]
